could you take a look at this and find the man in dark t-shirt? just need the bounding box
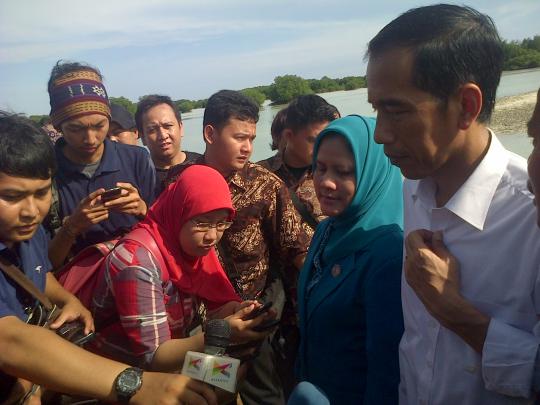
[135,95,201,193]
[259,95,339,238]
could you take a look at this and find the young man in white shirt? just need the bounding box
[367,5,540,404]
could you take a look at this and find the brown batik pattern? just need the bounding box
[165,158,310,300]
[258,152,326,239]
[222,161,310,299]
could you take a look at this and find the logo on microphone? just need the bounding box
[182,351,240,393]
[212,361,232,378]
[188,358,202,371]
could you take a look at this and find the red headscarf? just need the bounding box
[135,165,240,309]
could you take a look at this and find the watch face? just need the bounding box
[117,368,142,397]
[119,371,139,387]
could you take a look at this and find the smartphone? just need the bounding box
[101,187,122,202]
[244,301,273,320]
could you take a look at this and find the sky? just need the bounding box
[1,0,538,115]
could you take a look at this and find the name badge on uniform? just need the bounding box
[331,264,341,278]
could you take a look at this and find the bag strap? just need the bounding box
[123,228,167,275]
[289,188,318,230]
[0,256,54,311]
[0,256,63,405]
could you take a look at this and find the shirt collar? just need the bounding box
[411,131,508,231]
[227,163,249,190]
[0,240,20,266]
[55,138,121,175]
[199,154,248,190]
[96,139,122,174]
[267,151,313,184]
[267,151,285,172]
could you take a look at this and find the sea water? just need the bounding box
[181,68,540,161]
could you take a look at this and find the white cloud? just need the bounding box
[1,0,538,64]
[0,8,361,64]
[1,0,538,113]
[1,0,362,63]
[113,18,383,101]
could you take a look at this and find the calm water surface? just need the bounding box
[181,68,540,162]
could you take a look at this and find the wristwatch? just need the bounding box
[114,367,143,403]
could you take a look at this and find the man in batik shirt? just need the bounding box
[259,95,339,237]
[166,90,309,405]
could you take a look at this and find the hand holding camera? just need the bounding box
[56,321,95,346]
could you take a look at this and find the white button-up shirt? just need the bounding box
[400,133,540,404]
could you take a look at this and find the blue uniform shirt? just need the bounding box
[0,226,52,397]
[54,138,157,252]
[0,226,51,320]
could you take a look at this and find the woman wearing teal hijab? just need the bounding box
[295,115,404,404]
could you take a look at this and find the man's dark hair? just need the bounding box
[203,90,259,130]
[0,112,56,179]
[367,4,503,123]
[47,60,103,94]
[135,95,182,133]
[285,94,340,132]
[270,107,288,151]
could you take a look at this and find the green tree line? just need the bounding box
[29,74,366,124]
[502,35,540,70]
[28,35,539,123]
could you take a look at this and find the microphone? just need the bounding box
[204,319,231,355]
[181,319,241,393]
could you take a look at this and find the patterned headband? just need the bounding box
[49,69,111,128]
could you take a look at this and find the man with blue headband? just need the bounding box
[45,61,156,268]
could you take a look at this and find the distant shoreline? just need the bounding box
[491,91,537,135]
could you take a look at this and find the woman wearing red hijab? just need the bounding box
[88,165,268,371]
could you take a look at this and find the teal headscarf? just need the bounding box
[309,115,403,265]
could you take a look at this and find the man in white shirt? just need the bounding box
[367,4,540,404]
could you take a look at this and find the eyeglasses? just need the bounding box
[191,220,233,232]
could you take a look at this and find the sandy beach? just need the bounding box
[491,91,537,135]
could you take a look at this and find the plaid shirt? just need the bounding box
[88,240,199,368]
